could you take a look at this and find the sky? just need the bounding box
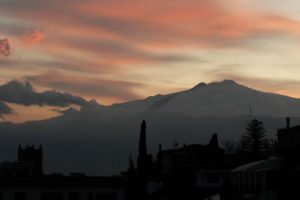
[1,0,300,122]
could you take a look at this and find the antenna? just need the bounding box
[249,104,253,122]
[111,160,114,176]
[173,140,178,149]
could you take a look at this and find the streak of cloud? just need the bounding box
[2,0,300,48]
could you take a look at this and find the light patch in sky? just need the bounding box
[1,103,61,123]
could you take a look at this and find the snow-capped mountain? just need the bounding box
[112,80,300,117]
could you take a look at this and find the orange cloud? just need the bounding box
[74,0,300,47]
[3,0,300,48]
[22,29,46,45]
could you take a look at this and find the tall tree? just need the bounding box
[137,120,147,174]
[241,119,268,159]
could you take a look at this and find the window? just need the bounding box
[207,174,220,183]
[68,192,80,200]
[95,193,116,200]
[88,193,93,200]
[41,192,63,200]
[15,192,26,200]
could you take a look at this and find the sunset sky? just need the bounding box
[1,0,300,122]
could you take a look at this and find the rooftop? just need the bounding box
[231,157,281,172]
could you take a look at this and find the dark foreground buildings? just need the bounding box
[125,119,300,200]
[125,120,227,200]
[1,145,43,177]
[0,145,125,200]
[224,118,300,200]
[0,118,299,200]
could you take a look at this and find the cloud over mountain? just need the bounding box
[0,80,89,112]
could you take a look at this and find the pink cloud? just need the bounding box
[22,29,46,45]
[74,0,300,46]
[2,0,300,48]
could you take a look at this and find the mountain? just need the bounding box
[112,80,300,117]
[0,80,300,175]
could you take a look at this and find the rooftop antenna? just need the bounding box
[109,160,114,176]
[249,104,253,122]
[173,140,178,149]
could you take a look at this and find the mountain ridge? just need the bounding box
[109,79,300,117]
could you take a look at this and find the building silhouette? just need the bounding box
[226,118,300,200]
[156,133,225,200]
[0,145,125,200]
[0,145,43,177]
[158,133,224,175]
[18,145,43,175]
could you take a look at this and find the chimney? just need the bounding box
[286,117,290,129]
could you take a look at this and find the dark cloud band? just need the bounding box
[0,80,88,108]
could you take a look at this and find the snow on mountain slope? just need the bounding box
[112,80,300,117]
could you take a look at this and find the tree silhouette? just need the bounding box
[241,119,268,159]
